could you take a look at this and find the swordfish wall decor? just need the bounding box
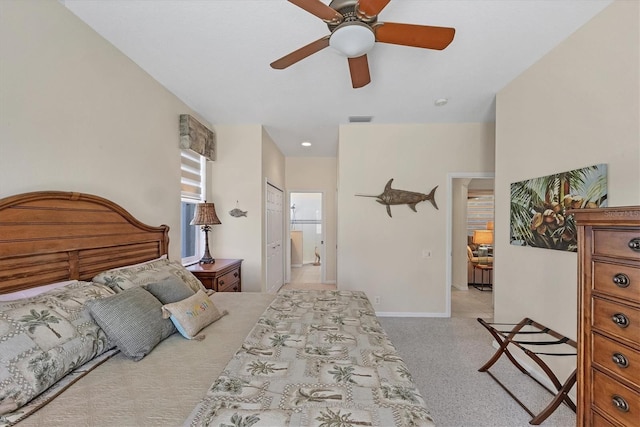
[356,178,438,218]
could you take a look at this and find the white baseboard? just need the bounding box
[375,311,448,318]
[324,280,336,284]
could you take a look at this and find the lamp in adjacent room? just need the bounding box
[190,201,221,264]
[473,229,493,257]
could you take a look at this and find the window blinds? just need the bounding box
[180,150,204,201]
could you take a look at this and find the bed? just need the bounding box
[0,191,434,426]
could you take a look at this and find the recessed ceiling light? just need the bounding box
[301,142,312,147]
[434,98,448,107]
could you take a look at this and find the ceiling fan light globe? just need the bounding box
[329,22,375,58]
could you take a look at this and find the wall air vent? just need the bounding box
[348,116,373,123]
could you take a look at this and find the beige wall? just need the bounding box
[495,0,639,380]
[208,125,285,292]
[285,157,338,283]
[338,123,495,314]
[0,0,207,260]
[209,125,263,292]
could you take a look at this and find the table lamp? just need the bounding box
[473,229,493,258]
[190,201,221,264]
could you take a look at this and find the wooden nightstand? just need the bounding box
[186,259,242,292]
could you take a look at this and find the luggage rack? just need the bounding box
[477,317,577,425]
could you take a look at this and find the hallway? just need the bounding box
[451,286,493,321]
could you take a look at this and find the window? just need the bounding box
[180,149,206,264]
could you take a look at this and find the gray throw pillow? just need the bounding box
[145,276,195,304]
[87,286,175,361]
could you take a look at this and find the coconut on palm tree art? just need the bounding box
[510,164,607,251]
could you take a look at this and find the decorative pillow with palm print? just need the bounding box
[91,258,206,294]
[0,281,115,416]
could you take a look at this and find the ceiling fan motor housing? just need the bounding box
[327,0,378,31]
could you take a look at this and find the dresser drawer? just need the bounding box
[593,229,640,261]
[592,369,640,427]
[591,411,617,427]
[593,298,640,346]
[592,333,640,389]
[593,261,640,304]
[216,268,240,292]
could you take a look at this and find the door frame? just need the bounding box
[445,172,494,317]
[286,190,326,285]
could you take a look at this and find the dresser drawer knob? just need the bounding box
[629,238,640,252]
[612,352,629,368]
[611,313,630,328]
[612,395,629,412]
[234,272,238,278]
[219,280,225,286]
[612,273,630,288]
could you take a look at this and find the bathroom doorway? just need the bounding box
[289,192,324,286]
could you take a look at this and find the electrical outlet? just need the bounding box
[374,296,381,305]
[422,249,432,258]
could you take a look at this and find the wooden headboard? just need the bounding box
[0,191,169,294]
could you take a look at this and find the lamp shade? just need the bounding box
[190,202,221,226]
[473,229,493,245]
[486,221,494,230]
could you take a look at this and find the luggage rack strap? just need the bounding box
[477,317,577,425]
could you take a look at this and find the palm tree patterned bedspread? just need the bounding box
[184,289,434,427]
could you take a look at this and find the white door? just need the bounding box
[266,183,284,293]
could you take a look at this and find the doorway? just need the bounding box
[288,192,324,286]
[446,173,495,319]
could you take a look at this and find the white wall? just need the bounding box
[286,157,338,283]
[338,123,495,314]
[0,0,207,260]
[495,0,639,380]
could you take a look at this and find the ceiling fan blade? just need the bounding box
[271,36,330,69]
[375,22,455,50]
[288,0,343,24]
[348,55,371,88]
[357,0,391,19]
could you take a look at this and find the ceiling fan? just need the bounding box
[270,0,455,88]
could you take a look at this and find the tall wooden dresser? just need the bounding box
[573,207,640,426]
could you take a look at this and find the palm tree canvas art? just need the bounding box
[510,164,607,251]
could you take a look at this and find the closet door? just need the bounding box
[266,183,284,293]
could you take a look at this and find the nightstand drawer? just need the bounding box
[216,268,240,292]
[217,278,240,292]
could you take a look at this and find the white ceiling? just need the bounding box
[62,0,612,157]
